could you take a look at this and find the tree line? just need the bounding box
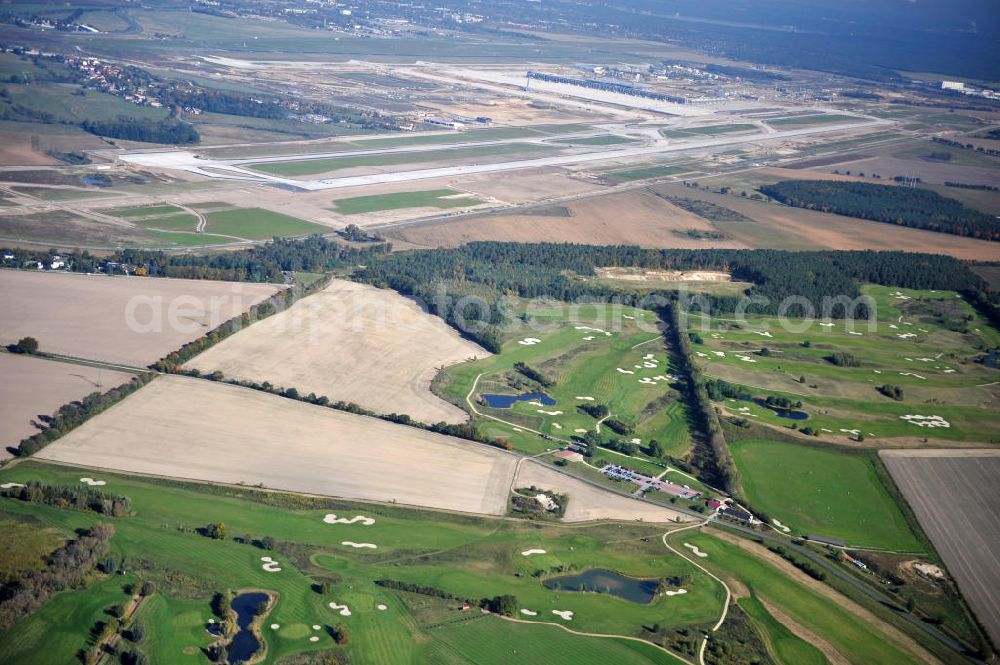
[16,373,155,457]
[760,179,1000,241]
[2,235,391,283]
[1,481,131,516]
[82,116,200,145]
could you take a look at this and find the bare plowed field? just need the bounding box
[881,449,1000,646]
[514,460,687,523]
[396,188,746,249]
[0,354,134,458]
[0,271,281,366]
[186,279,488,424]
[37,376,518,515]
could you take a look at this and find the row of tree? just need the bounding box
[82,116,200,145]
[16,373,155,457]
[1,482,131,516]
[760,179,1000,241]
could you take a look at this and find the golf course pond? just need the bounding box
[543,569,659,604]
[480,391,556,409]
[228,591,269,663]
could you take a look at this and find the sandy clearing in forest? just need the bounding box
[514,460,688,523]
[395,189,746,249]
[186,279,489,424]
[37,376,518,516]
[0,354,135,458]
[0,270,281,366]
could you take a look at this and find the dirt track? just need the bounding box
[37,376,518,515]
[0,270,281,366]
[186,279,488,424]
[0,354,134,458]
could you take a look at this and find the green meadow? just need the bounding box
[204,208,328,239]
[689,285,1000,444]
[332,189,483,215]
[437,304,694,460]
[731,439,923,550]
[0,461,721,665]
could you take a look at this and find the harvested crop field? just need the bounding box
[186,279,488,423]
[37,376,519,515]
[880,449,1000,646]
[394,189,746,249]
[0,354,134,458]
[650,183,1000,260]
[0,271,281,366]
[514,460,687,523]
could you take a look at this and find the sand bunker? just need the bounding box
[900,415,950,428]
[663,589,688,596]
[323,514,375,526]
[772,519,791,533]
[552,610,574,621]
[574,428,588,433]
[616,368,635,374]
[520,609,538,616]
[582,335,595,340]
[312,624,321,630]
[552,423,562,429]
[897,333,917,339]
[341,541,377,549]
[518,338,542,346]
[309,636,319,642]
[752,331,773,337]
[0,482,25,489]
[261,556,282,572]
[576,396,595,401]
[270,624,280,630]
[848,331,863,336]
[377,604,388,611]
[79,477,106,486]
[328,602,352,617]
[574,326,610,336]
[537,410,563,416]
[683,543,708,558]
[819,322,835,327]
[521,549,547,556]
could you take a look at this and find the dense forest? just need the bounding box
[759,180,1000,241]
[81,116,200,145]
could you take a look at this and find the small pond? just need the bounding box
[228,591,269,664]
[543,568,659,604]
[82,175,110,186]
[481,392,556,409]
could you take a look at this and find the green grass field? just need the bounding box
[204,208,328,239]
[606,163,697,183]
[675,530,926,665]
[437,304,694,466]
[143,230,239,247]
[661,124,757,138]
[135,213,199,231]
[767,114,857,127]
[250,143,556,177]
[108,205,186,219]
[731,439,923,550]
[0,461,721,665]
[689,285,1000,444]
[332,189,484,214]
[737,594,827,665]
